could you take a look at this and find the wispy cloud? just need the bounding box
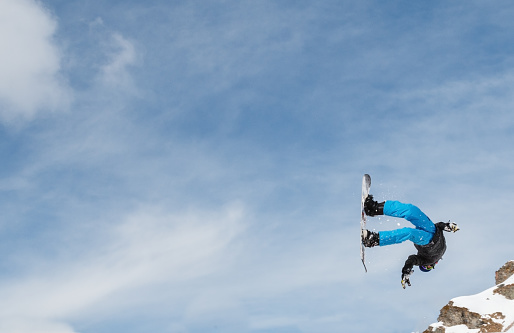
[0,318,77,333]
[0,203,245,331]
[99,33,137,90]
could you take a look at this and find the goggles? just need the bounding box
[420,261,439,271]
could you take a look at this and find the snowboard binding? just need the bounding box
[361,229,380,248]
[364,195,384,217]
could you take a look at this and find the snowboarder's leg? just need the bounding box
[383,200,436,234]
[379,227,433,246]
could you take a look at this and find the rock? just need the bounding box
[495,261,514,285]
[435,301,504,332]
[422,325,446,333]
[437,301,480,327]
[493,283,514,300]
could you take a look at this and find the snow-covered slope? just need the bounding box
[424,261,514,333]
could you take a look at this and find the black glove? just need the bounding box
[401,268,413,289]
[443,221,459,233]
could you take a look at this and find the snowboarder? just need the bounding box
[361,195,459,288]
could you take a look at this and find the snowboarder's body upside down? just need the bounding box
[362,196,459,288]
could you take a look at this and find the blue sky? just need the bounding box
[0,1,513,332]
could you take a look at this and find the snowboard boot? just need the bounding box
[361,229,380,248]
[364,195,384,216]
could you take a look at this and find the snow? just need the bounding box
[451,274,514,331]
[426,266,514,332]
[427,322,479,333]
[446,325,480,333]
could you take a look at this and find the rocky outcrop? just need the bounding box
[424,261,514,333]
[496,261,514,285]
[423,301,505,333]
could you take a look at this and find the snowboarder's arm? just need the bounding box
[402,254,421,273]
[401,255,420,289]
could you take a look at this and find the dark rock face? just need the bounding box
[438,301,482,328]
[432,301,504,333]
[424,301,506,332]
[493,261,514,300]
[495,261,514,285]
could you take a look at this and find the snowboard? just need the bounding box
[360,174,371,272]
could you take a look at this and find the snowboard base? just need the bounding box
[360,174,371,272]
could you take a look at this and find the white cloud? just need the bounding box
[0,0,71,121]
